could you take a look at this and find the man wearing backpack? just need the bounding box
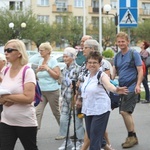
[112,32,143,148]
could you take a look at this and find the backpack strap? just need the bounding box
[22,66,30,89]
[4,66,10,75]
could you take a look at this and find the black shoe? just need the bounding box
[70,135,78,140]
[141,100,150,104]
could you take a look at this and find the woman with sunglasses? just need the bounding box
[0,39,38,150]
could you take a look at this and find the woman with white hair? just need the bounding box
[57,47,84,150]
[36,42,61,130]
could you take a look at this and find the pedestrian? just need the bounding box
[140,41,150,103]
[0,39,38,150]
[0,53,7,121]
[112,31,143,148]
[36,42,61,130]
[81,51,128,150]
[57,47,84,150]
[76,39,115,150]
[75,35,92,66]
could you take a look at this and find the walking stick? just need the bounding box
[64,80,76,150]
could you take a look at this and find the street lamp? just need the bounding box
[9,22,27,39]
[103,4,118,34]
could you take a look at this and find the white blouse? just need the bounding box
[81,72,111,116]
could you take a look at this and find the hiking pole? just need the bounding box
[64,80,76,150]
[72,80,77,150]
[64,100,72,150]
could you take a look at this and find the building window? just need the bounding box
[37,0,49,6]
[74,0,83,7]
[142,3,150,15]
[110,0,117,9]
[9,1,23,10]
[37,15,49,23]
[92,0,99,8]
[75,16,83,23]
[55,0,67,11]
[56,16,63,23]
[92,17,99,28]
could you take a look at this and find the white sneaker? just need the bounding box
[72,141,83,150]
[58,139,73,150]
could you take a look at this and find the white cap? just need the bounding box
[63,47,77,59]
[0,53,6,61]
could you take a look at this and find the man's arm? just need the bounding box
[112,66,117,80]
[135,65,143,94]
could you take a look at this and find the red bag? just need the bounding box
[142,61,146,76]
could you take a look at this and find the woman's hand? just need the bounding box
[116,87,129,95]
[76,99,82,109]
[38,64,49,71]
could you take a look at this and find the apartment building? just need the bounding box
[0,0,149,26]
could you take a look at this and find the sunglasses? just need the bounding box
[4,48,18,53]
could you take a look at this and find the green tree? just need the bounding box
[135,19,150,42]
[102,18,116,50]
[51,14,83,48]
[0,9,51,47]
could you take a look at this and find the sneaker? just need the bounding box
[141,100,150,104]
[72,141,83,150]
[122,136,138,148]
[55,135,66,140]
[58,139,73,150]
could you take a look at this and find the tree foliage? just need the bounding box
[0,9,51,47]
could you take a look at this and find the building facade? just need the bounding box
[0,0,149,27]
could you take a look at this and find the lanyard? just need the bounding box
[83,76,92,92]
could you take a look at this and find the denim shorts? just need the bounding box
[119,92,138,114]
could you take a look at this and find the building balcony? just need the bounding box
[88,6,103,14]
[52,4,72,13]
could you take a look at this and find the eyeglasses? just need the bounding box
[4,48,18,53]
[87,61,99,65]
[83,47,92,50]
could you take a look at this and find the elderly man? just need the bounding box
[75,35,92,66]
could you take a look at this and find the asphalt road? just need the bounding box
[14,102,150,150]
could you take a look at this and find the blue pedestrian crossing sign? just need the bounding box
[119,0,138,27]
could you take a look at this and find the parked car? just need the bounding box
[29,51,66,71]
[26,50,38,58]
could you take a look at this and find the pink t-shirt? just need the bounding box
[1,65,38,127]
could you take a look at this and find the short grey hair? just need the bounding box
[84,39,100,51]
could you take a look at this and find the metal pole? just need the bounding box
[99,0,102,52]
[117,0,120,33]
[83,0,86,36]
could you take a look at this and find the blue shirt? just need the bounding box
[37,57,59,91]
[114,49,142,92]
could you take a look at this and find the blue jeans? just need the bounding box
[85,111,110,150]
[59,110,84,140]
[0,123,38,150]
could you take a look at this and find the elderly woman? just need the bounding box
[0,39,38,150]
[58,47,84,150]
[81,51,128,150]
[36,42,61,130]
